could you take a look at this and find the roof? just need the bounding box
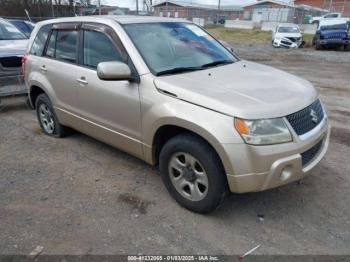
[35,15,189,26]
[242,0,295,8]
[153,0,243,11]
[295,4,330,12]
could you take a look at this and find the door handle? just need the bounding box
[40,65,47,72]
[76,77,88,85]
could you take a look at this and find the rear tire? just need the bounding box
[159,133,228,213]
[35,93,71,138]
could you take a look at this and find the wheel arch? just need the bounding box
[148,121,232,176]
[29,84,46,109]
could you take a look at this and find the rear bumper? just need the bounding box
[0,56,27,98]
[223,119,330,193]
[0,75,27,97]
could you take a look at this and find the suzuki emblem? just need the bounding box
[310,109,318,123]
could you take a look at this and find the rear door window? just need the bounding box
[30,24,51,56]
[83,30,122,68]
[56,30,78,63]
[44,29,78,63]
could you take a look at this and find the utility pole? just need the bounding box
[98,0,101,15]
[51,0,55,18]
[136,0,139,15]
[216,0,221,24]
[166,0,169,17]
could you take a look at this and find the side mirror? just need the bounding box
[97,61,132,81]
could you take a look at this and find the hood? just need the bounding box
[154,61,317,119]
[319,29,348,37]
[0,39,28,57]
[275,32,302,38]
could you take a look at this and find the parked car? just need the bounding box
[25,17,330,213]
[272,23,304,48]
[0,18,28,104]
[313,19,350,50]
[310,12,349,25]
[8,19,35,38]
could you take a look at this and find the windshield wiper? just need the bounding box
[200,60,234,69]
[156,66,203,76]
[156,60,234,76]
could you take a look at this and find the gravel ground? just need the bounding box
[0,45,350,256]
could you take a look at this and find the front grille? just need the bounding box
[281,40,292,45]
[325,33,346,40]
[286,99,324,136]
[0,56,22,68]
[301,140,323,166]
[287,37,301,42]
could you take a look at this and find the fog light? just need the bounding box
[280,166,292,181]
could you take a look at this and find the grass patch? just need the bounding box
[206,27,272,44]
[206,26,314,45]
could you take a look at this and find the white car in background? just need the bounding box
[272,24,304,48]
[310,12,349,25]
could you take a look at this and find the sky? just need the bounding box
[94,0,292,10]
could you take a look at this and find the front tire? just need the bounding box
[35,93,71,138]
[159,133,228,213]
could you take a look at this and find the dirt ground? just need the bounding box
[0,45,350,256]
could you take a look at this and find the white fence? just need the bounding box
[261,21,280,31]
[300,24,317,34]
[192,18,205,27]
[225,20,254,29]
[226,20,317,34]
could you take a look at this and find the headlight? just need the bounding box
[234,118,292,145]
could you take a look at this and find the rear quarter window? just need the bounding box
[30,24,51,56]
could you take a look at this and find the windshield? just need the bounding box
[278,26,300,33]
[123,22,238,75]
[0,20,27,40]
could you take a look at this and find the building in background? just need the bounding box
[153,0,242,24]
[294,0,350,16]
[242,0,295,22]
[240,0,331,24]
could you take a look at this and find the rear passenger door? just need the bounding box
[76,23,142,158]
[41,23,81,128]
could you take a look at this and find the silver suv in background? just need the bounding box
[0,18,28,103]
[25,17,330,213]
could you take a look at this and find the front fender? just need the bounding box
[141,95,243,174]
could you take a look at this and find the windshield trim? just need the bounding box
[122,22,240,76]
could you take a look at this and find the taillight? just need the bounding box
[22,54,28,75]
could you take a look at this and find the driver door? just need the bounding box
[76,23,142,158]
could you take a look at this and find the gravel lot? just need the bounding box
[0,45,350,256]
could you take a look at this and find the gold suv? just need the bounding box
[25,16,330,213]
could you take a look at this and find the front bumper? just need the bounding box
[223,117,330,193]
[273,38,303,48]
[316,39,350,46]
